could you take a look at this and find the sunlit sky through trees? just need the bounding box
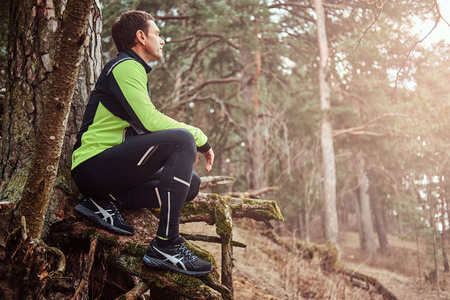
[412,0,450,45]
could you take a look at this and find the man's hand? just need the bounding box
[202,148,214,172]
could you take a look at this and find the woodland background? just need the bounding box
[1,0,450,299]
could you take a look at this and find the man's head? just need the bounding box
[112,10,155,53]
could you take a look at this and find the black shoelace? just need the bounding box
[108,201,126,223]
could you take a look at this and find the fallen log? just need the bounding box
[200,176,235,188]
[180,193,284,225]
[341,269,398,300]
[225,186,279,199]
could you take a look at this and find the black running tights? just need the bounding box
[71,128,198,239]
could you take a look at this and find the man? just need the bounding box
[71,10,214,277]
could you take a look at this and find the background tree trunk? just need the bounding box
[314,0,339,247]
[240,33,266,191]
[439,176,449,272]
[369,181,390,253]
[356,151,377,254]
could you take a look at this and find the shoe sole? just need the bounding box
[143,254,213,277]
[74,204,135,236]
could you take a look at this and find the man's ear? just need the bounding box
[136,30,146,45]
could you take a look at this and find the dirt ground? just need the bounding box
[180,221,450,300]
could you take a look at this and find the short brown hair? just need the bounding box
[112,11,155,52]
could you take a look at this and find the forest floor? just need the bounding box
[180,220,450,300]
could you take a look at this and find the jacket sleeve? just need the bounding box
[111,59,210,152]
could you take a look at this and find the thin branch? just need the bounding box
[435,0,450,27]
[269,2,311,9]
[71,238,98,300]
[155,15,190,21]
[354,9,381,52]
[182,37,223,79]
[180,233,247,248]
[394,1,442,91]
[332,113,409,138]
[367,164,399,194]
[188,78,241,96]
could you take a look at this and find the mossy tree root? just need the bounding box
[68,223,232,300]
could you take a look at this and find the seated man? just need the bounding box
[71,10,214,277]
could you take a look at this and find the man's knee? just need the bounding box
[186,172,200,202]
[172,128,196,153]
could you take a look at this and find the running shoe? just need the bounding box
[74,197,135,236]
[143,237,213,276]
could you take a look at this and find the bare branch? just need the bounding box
[188,78,241,96]
[435,0,450,27]
[394,19,439,91]
[269,2,312,9]
[394,1,444,91]
[180,233,247,248]
[155,15,190,21]
[182,37,223,78]
[354,9,381,52]
[332,113,409,138]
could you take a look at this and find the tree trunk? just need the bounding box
[314,0,339,247]
[1,0,55,203]
[356,152,377,254]
[440,176,449,272]
[369,183,390,253]
[17,0,93,239]
[428,184,439,285]
[48,0,103,232]
[240,51,265,191]
[0,0,100,238]
[416,229,422,280]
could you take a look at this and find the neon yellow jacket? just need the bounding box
[72,49,210,170]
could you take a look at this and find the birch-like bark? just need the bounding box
[357,151,377,254]
[314,0,339,246]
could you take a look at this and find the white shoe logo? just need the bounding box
[153,246,187,271]
[91,199,115,225]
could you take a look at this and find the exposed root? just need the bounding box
[115,281,149,300]
[71,238,97,300]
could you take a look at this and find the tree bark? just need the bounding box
[1,0,54,203]
[314,0,339,247]
[428,184,440,285]
[440,176,449,272]
[369,182,390,253]
[356,152,377,254]
[17,0,93,239]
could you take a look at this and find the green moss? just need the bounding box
[213,197,233,239]
[81,229,119,246]
[180,198,212,218]
[229,198,284,222]
[123,241,147,257]
[185,241,217,267]
[168,272,204,290]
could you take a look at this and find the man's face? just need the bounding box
[141,20,164,62]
